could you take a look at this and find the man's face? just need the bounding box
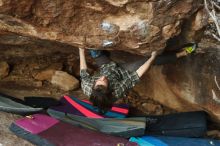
[94,76,108,89]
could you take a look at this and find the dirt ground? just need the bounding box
[0,112,33,146]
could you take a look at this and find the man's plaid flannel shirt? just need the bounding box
[80,61,140,99]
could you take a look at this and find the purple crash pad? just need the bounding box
[10,114,137,146]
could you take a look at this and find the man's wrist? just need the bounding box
[150,55,156,61]
[79,48,85,53]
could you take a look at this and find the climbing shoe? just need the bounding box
[184,43,197,54]
[89,50,104,58]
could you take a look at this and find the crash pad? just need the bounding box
[0,93,42,114]
[130,136,220,146]
[50,95,129,118]
[48,108,146,138]
[10,114,137,146]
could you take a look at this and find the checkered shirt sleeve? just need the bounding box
[114,69,140,98]
[80,69,93,97]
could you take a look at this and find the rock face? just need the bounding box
[33,63,63,81]
[0,61,9,79]
[134,46,220,122]
[0,0,205,55]
[0,0,219,124]
[51,71,79,91]
[34,69,56,81]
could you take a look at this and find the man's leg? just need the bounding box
[89,50,111,67]
[120,43,197,72]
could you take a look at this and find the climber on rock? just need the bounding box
[79,44,197,113]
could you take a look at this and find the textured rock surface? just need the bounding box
[133,42,220,122]
[0,0,205,55]
[0,61,9,79]
[51,71,79,91]
[0,0,219,144]
[34,69,56,81]
[33,63,63,81]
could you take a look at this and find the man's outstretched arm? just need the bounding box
[79,48,93,97]
[136,51,158,77]
[79,48,87,70]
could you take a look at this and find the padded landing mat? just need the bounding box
[48,108,146,138]
[50,95,129,118]
[0,93,42,114]
[130,136,220,146]
[10,114,137,146]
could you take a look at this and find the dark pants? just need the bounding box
[94,53,177,72]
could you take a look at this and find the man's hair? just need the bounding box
[90,85,114,114]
